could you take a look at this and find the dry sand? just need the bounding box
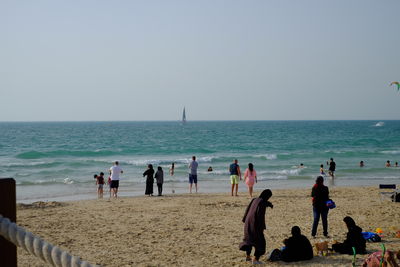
[16,186,400,266]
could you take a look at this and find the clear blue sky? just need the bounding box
[1,0,399,121]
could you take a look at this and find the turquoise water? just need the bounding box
[0,121,399,202]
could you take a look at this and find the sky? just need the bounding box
[1,0,399,121]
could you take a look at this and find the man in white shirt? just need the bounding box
[109,161,123,198]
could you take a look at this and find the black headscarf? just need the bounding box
[291,226,301,237]
[343,216,356,229]
[259,189,272,201]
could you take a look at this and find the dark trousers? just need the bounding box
[312,207,328,236]
[242,245,265,260]
[157,183,163,196]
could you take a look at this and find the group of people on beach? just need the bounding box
[240,176,368,264]
[93,161,123,198]
[93,156,398,199]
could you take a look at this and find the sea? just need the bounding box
[0,121,399,203]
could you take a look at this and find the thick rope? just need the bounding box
[0,215,98,267]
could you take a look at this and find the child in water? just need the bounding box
[320,164,325,175]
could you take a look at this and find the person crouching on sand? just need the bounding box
[239,189,273,264]
[244,163,257,198]
[332,216,366,255]
[281,226,313,262]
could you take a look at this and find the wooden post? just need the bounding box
[0,178,17,267]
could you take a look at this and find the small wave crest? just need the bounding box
[254,154,278,160]
[16,149,122,159]
[125,156,216,166]
[380,150,400,155]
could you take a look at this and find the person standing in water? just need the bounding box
[96,172,105,199]
[109,161,123,198]
[328,158,336,179]
[229,159,241,196]
[320,164,325,175]
[169,162,175,176]
[188,156,198,193]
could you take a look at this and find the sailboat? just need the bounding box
[182,107,186,124]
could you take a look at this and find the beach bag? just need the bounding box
[362,232,381,242]
[326,199,336,209]
[268,249,282,262]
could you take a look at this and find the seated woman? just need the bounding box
[332,216,366,255]
[281,226,313,262]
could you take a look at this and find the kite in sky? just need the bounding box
[390,81,400,91]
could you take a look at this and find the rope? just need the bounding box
[0,215,98,267]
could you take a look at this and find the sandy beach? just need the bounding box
[16,186,400,266]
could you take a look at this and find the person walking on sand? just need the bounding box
[244,163,257,198]
[188,156,198,193]
[328,158,336,179]
[311,176,330,238]
[96,172,105,199]
[143,164,155,196]
[229,159,241,196]
[109,161,123,198]
[155,166,164,196]
[239,189,273,264]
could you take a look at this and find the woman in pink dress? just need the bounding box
[244,163,257,198]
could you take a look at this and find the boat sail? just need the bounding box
[182,107,186,124]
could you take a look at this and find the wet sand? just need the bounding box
[16,186,400,266]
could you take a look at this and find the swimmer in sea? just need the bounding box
[385,160,391,167]
[359,161,364,167]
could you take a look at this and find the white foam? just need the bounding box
[63,178,74,184]
[381,150,400,155]
[254,154,278,160]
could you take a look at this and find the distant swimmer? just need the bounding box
[207,166,213,172]
[320,164,325,175]
[386,160,391,167]
[395,162,399,167]
[328,158,336,179]
[299,163,305,168]
[359,161,364,167]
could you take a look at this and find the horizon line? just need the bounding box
[0,119,398,123]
